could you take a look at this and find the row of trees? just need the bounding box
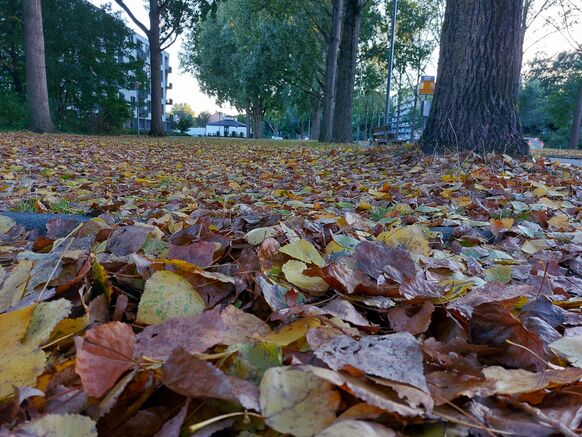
[182,0,442,142]
[0,0,145,132]
[183,0,581,153]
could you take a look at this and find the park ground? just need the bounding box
[1,132,582,435]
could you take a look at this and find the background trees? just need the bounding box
[182,0,323,138]
[0,0,142,133]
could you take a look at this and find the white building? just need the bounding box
[119,32,172,132]
[206,119,248,137]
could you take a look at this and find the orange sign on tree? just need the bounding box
[419,75,435,95]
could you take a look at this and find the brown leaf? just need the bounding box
[167,241,222,267]
[387,300,434,335]
[321,256,400,297]
[75,322,135,398]
[315,333,428,392]
[161,347,259,411]
[134,307,225,361]
[106,225,151,256]
[469,301,546,371]
[355,241,416,283]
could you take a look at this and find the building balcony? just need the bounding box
[166,66,173,74]
[166,83,173,90]
[166,98,173,105]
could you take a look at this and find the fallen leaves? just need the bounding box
[1,134,582,435]
[75,322,135,398]
[136,270,205,325]
[260,367,340,436]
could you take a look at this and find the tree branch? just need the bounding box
[114,0,150,35]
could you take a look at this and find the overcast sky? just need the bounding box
[89,1,581,115]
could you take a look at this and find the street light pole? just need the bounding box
[384,0,398,141]
[135,81,140,137]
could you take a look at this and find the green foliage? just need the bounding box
[176,113,194,133]
[194,111,211,127]
[0,91,27,130]
[0,0,142,133]
[522,51,582,147]
[181,0,325,125]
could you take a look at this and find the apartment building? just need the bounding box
[119,32,173,132]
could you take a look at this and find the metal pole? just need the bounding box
[384,0,398,140]
[136,82,140,137]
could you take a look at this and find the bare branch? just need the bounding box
[114,0,149,35]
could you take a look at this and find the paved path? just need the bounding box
[548,157,582,167]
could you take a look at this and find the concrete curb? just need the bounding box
[0,211,91,235]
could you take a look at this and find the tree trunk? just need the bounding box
[311,100,322,140]
[420,0,528,157]
[252,107,264,139]
[23,0,54,133]
[568,80,582,149]
[246,110,251,138]
[319,0,344,142]
[148,2,164,136]
[331,0,363,143]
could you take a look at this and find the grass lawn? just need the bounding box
[1,132,582,435]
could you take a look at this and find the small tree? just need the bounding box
[176,113,194,133]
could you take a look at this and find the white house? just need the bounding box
[119,32,172,132]
[205,119,248,137]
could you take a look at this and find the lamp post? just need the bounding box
[135,81,140,137]
[384,0,398,142]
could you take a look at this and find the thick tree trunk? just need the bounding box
[420,0,528,157]
[23,0,54,133]
[331,0,363,143]
[148,3,164,137]
[319,0,344,143]
[252,107,264,139]
[568,81,582,149]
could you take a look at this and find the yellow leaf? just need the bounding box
[548,215,570,231]
[260,367,340,436]
[259,318,321,346]
[19,413,97,437]
[280,240,325,267]
[136,271,205,325]
[0,215,16,233]
[0,260,33,312]
[282,260,328,294]
[24,299,72,347]
[377,225,430,256]
[356,202,373,211]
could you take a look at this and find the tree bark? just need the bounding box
[568,80,582,149]
[420,0,528,157]
[148,2,164,136]
[319,0,344,142]
[23,0,54,133]
[331,0,363,143]
[246,110,251,138]
[311,99,322,140]
[252,107,264,139]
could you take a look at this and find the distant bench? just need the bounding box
[372,126,406,145]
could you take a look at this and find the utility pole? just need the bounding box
[384,0,398,142]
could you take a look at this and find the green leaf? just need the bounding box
[137,271,205,325]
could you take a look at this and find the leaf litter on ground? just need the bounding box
[0,133,582,435]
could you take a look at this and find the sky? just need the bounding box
[90,1,581,115]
